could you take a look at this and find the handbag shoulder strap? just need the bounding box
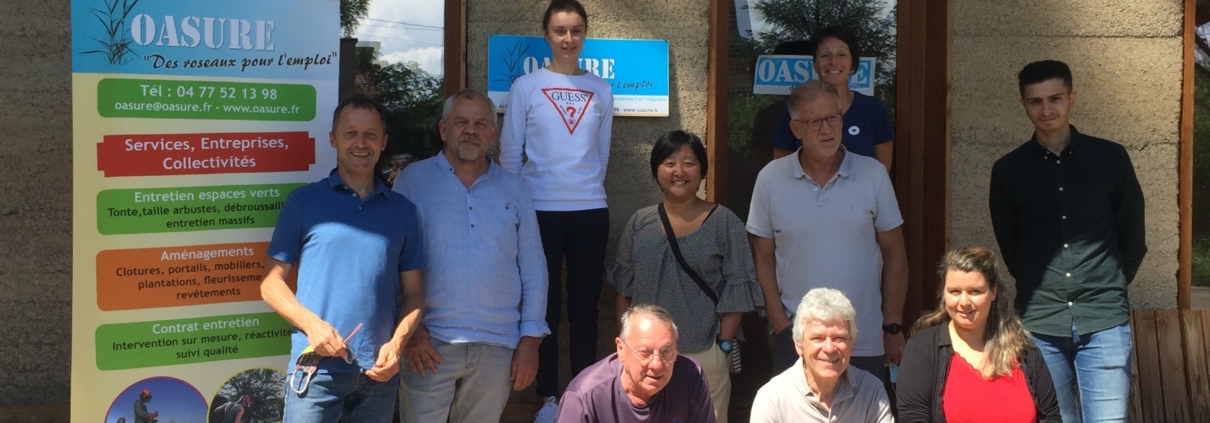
[657,203,719,305]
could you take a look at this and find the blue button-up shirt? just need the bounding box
[394,153,550,348]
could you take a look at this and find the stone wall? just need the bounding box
[0,2,73,406]
[950,0,1183,308]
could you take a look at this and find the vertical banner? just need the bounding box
[70,1,339,421]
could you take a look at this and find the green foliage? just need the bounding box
[1192,242,1210,287]
[354,46,444,161]
[340,0,372,37]
[728,93,783,159]
[1192,63,1210,286]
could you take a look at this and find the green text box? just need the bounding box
[97,78,317,121]
[96,312,292,371]
[96,183,304,235]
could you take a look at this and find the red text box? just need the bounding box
[97,131,315,177]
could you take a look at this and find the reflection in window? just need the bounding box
[727,0,897,220]
[352,6,446,178]
[1191,1,1210,288]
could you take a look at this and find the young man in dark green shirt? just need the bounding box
[989,60,1146,423]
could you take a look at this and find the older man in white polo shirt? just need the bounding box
[748,80,908,387]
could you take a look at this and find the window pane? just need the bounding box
[352,4,446,180]
[727,0,897,220]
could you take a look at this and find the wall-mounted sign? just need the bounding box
[752,55,877,96]
[487,35,669,117]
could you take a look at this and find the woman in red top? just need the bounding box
[897,247,1062,423]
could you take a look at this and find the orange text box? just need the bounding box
[96,242,269,311]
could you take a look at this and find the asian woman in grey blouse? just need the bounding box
[608,130,764,423]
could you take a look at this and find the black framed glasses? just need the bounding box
[792,114,842,131]
[619,337,676,366]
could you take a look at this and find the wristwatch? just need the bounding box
[882,323,902,335]
[717,338,735,354]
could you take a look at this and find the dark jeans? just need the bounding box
[535,208,609,397]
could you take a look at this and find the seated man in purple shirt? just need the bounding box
[555,304,716,423]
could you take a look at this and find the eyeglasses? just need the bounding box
[290,323,362,394]
[619,337,676,366]
[792,114,842,131]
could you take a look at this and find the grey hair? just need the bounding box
[442,88,498,125]
[786,79,839,120]
[792,288,857,344]
[619,304,679,341]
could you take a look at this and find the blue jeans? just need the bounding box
[398,338,515,423]
[284,372,400,423]
[1032,322,1132,423]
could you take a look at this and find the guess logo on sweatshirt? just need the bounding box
[541,88,595,135]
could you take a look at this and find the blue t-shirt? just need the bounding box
[267,169,425,373]
[771,91,893,158]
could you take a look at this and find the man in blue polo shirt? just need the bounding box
[261,94,425,423]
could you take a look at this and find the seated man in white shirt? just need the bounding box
[750,288,893,423]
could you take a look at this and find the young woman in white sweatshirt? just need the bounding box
[498,0,614,400]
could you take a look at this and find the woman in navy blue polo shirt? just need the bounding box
[770,26,894,172]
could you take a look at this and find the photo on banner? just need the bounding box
[70,0,339,420]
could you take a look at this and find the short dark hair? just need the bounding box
[650,130,708,180]
[332,94,388,132]
[542,0,589,33]
[812,26,859,71]
[1018,60,1072,97]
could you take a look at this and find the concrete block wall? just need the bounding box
[950,0,1182,309]
[0,2,73,405]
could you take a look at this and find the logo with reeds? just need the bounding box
[492,40,533,88]
[81,0,140,65]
